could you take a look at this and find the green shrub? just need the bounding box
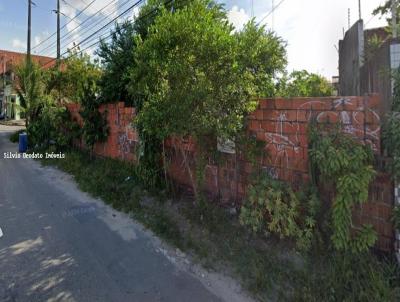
[393,206,400,231]
[239,172,319,251]
[383,112,400,181]
[28,105,80,150]
[79,86,108,151]
[9,129,25,143]
[294,252,400,301]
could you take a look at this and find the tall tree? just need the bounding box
[14,60,47,126]
[47,49,101,103]
[128,0,287,193]
[277,70,333,97]
[372,1,399,28]
[96,22,137,104]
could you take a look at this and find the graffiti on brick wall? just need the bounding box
[118,127,137,158]
[118,132,130,155]
[262,98,381,171]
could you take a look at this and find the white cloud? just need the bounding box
[84,47,95,57]
[12,38,25,50]
[227,5,250,31]
[65,0,119,20]
[34,36,41,47]
[58,0,142,54]
[249,0,387,78]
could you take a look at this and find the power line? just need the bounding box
[59,0,124,53]
[257,0,287,27]
[41,0,172,70]
[62,0,80,11]
[77,2,163,55]
[39,0,121,56]
[32,0,97,51]
[40,0,145,66]
[62,0,144,55]
[365,13,377,27]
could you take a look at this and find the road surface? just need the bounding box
[0,126,251,302]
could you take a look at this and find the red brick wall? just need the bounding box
[166,95,382,199]
[66,102,139,162]
[246,95,381,185]
[66,95,394,251]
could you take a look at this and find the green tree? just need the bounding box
[278,70,333,97]
[96,1,217,106]
[80,85,109,154]
[132,0,223,39]
[96,22,137,104]
[372,1,399,28]
[129,0,286,193]
[47,49,101,103]
[383,67,400,181]
[14,60,47,126]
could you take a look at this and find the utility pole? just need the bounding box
[27,0,31,64]
[2,56,5,92]
[57,0,60,63]
[2,55,6,119]
[392,0,398,38]
[348,8,351,29]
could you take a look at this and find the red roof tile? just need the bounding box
[0,49,56,74]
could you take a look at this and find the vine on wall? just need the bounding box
[309,126,377,253]
[383,67,400,233]
[80,86,109,154]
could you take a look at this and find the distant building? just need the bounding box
[338,20,400,116]
[0,50,55,120]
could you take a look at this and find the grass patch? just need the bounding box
[9,129,25,143]
[40,149,400,301]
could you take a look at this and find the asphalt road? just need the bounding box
[0,126,250,302]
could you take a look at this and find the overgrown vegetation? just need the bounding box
[27,104,80,149]
[13,47,104,150]
[11,0,400,300]
[294,251,400,301]
[79,86,108,152]
[129,0,287,193]
[96,21,137,105]
[309,126,377,253]
[373,1,400,31]
[15,60,48,127]
[240,172,319,252]
[383,67,400,235]
[277,70,334,97]
[48,49,101,103]
[9,129,25,143]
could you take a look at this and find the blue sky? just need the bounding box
[0,0,387,78]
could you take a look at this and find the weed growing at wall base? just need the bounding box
[239,172,319,252]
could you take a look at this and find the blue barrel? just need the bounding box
[19,132,28,153]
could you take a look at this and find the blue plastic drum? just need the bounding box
[19,132,28,153]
